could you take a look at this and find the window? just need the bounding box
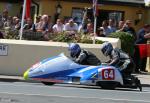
[97,10,124,27]
[71,8,84,25]
[109,12,124,26]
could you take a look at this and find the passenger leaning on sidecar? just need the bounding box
[101,42,134,77]
[68,43,101,66]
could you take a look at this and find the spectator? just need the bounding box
[47,16,53,32]
[116,20,125,32]
[64,18,70,24]
[11,16,18,29]
[23,18,34,30]
[2,9,8,23]
[40,15,53,33]
[64,19,78,35]
[12,16,18,23]
[78,19,92,34]
[108,19,116,33]
[42,15,53,40]
[52,19,64,33]
[0,31,4,39]
[35,16,44,32]
[4,16,13,28]
[100,20,112,36]
[0,15,4,29]
[15,18,21,30]
[122,20,136,41]
[87,22,93,33]
[12,17,21,30]
[35,16,41,23]
[134,24,150,72]
[84,22,94,34]
[42,15,49,32]
[34,15,51,32]
[97,28,105,37]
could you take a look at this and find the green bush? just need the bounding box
[3,27,19,39]
[3,29,104,44]
[51,32,103,44]
[109,32,135,56]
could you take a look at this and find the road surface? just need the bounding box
[0,81,149,103]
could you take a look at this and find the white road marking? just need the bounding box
[0,92,149,103]
[102,98,150,103]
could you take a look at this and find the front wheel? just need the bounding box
[42,82,55,86]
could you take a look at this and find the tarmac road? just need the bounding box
[0,81,150,103]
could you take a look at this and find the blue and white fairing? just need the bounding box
[24,53,123,85]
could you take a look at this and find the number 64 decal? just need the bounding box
[102,69,115,80]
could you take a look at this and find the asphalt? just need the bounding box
[0,73,149,87]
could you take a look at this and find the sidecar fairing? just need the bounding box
[24,53,123,88]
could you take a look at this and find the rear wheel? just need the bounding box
[97,81,119,90]
[42,82,55,86]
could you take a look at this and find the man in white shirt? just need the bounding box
[52,19,64,33]
[64,19,78,34]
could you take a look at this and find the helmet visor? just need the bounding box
[70,49,77,57]
[101,46,106,54]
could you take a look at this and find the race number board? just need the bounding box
[102,69,115,80]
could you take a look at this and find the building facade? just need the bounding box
[0,0,150,31]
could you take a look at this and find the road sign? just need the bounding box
[0,44,8,56]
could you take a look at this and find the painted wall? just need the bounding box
[0,3,21,16]
[99,5,146,31]
[39,0,147,31]
[38,0,90,21]
[0,38,120,76]
[146,9,150,24]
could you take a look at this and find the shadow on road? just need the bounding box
[53,84,141,92]
[142,84,150,87]
[0,78,20,82]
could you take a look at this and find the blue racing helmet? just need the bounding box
[68,43,81,57]
[101,42,113,56]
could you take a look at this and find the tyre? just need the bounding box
[97,81,119,90]
[42,82,55,86]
